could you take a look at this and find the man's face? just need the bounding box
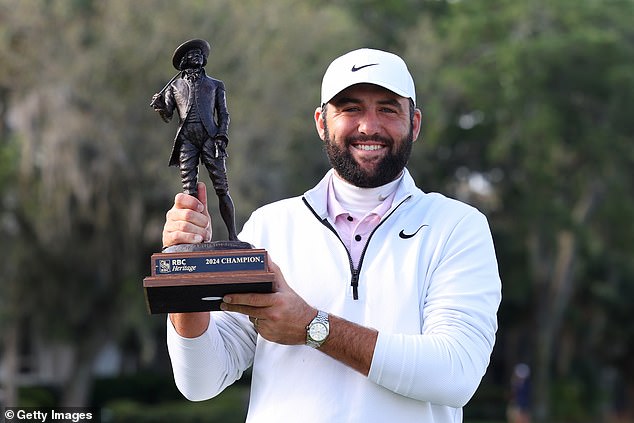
[183,48,204,69]
[315,83,422,188]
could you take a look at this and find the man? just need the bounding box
[151,38,238,241]
[163,48,501,422]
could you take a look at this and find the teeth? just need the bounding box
[355,144,383,151]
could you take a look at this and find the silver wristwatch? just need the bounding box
[306,310,330,348]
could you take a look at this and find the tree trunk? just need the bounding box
[530,183,603,423]
[1,323,19,407]
[60,356,93,407]
[60,334,109,407]
[532,229,576,423]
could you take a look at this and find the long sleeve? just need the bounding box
[156,84,176,123]
[368,211,501,407]
[172,174,503,421]
[167,311,257,401]
[214,82,230,139]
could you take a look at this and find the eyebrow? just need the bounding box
[331,96,360,107]
[332,96,404,111]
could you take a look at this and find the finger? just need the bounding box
[166,207,209,229]
[163,230,203,248]
[162,219,207,247]
[174,191,205,214]
[220,302,261,319]
[222,292,276,309]
[163,220,206,240]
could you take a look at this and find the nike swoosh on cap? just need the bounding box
[351,63,379,72]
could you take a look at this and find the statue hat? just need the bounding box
[172,39,211,70]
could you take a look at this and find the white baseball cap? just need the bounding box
[320,48,416,106]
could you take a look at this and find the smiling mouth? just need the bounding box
[353,144,385,151]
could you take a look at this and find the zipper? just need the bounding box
[302,195,412,300]
[302,198,357,296]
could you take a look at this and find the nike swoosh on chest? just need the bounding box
[398,224,429,239]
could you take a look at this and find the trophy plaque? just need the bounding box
[143,244,274,314]
[143,39,274,314]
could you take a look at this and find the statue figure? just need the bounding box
[151,39,238,241]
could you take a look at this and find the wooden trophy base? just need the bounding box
[143,241,274,314]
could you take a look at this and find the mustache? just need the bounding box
[344,134,393,146]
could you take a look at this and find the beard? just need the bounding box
[323,123,413,188]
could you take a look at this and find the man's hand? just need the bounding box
[214,136,228,158]
[220,260,378,375]
[165,181,212,338]
[215,135,228,147]
[220,261,316,345]
[150,93,173,123]
[150,93,164,109]
[162,182,212,249]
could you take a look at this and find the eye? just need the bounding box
[380,106,398,114]
[341,106,361,113]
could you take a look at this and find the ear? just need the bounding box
[412,108,423,143]
[314,106,326,141]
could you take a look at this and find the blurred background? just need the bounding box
[0,0,632,422]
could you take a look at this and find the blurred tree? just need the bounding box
[0,0,162,406]
[317,0,449,49]
[404,0,634,420]
[3,0,631,419]
[196,0,363,216]
[0,117,20,408]
[0,0,364,408]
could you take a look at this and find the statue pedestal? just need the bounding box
[143,242,274,314]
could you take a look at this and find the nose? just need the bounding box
[357,110,381,136]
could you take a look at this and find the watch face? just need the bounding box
[309,323,328,342]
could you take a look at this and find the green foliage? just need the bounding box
[0,0,364,406]
[463,382,507,421]
[93,373,249,423]
[0,136,19,306]
[319,0,449,49]
[401,0,634,420]
[91,373,185,406]
[18,386,58,408]
[103,393,248,423]
[405,0,634,294]
[0,0,633,419]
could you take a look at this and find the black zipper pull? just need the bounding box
[351,269,360,300]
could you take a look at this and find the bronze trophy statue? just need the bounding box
[143,39,273,314]
[151,38,240,245]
